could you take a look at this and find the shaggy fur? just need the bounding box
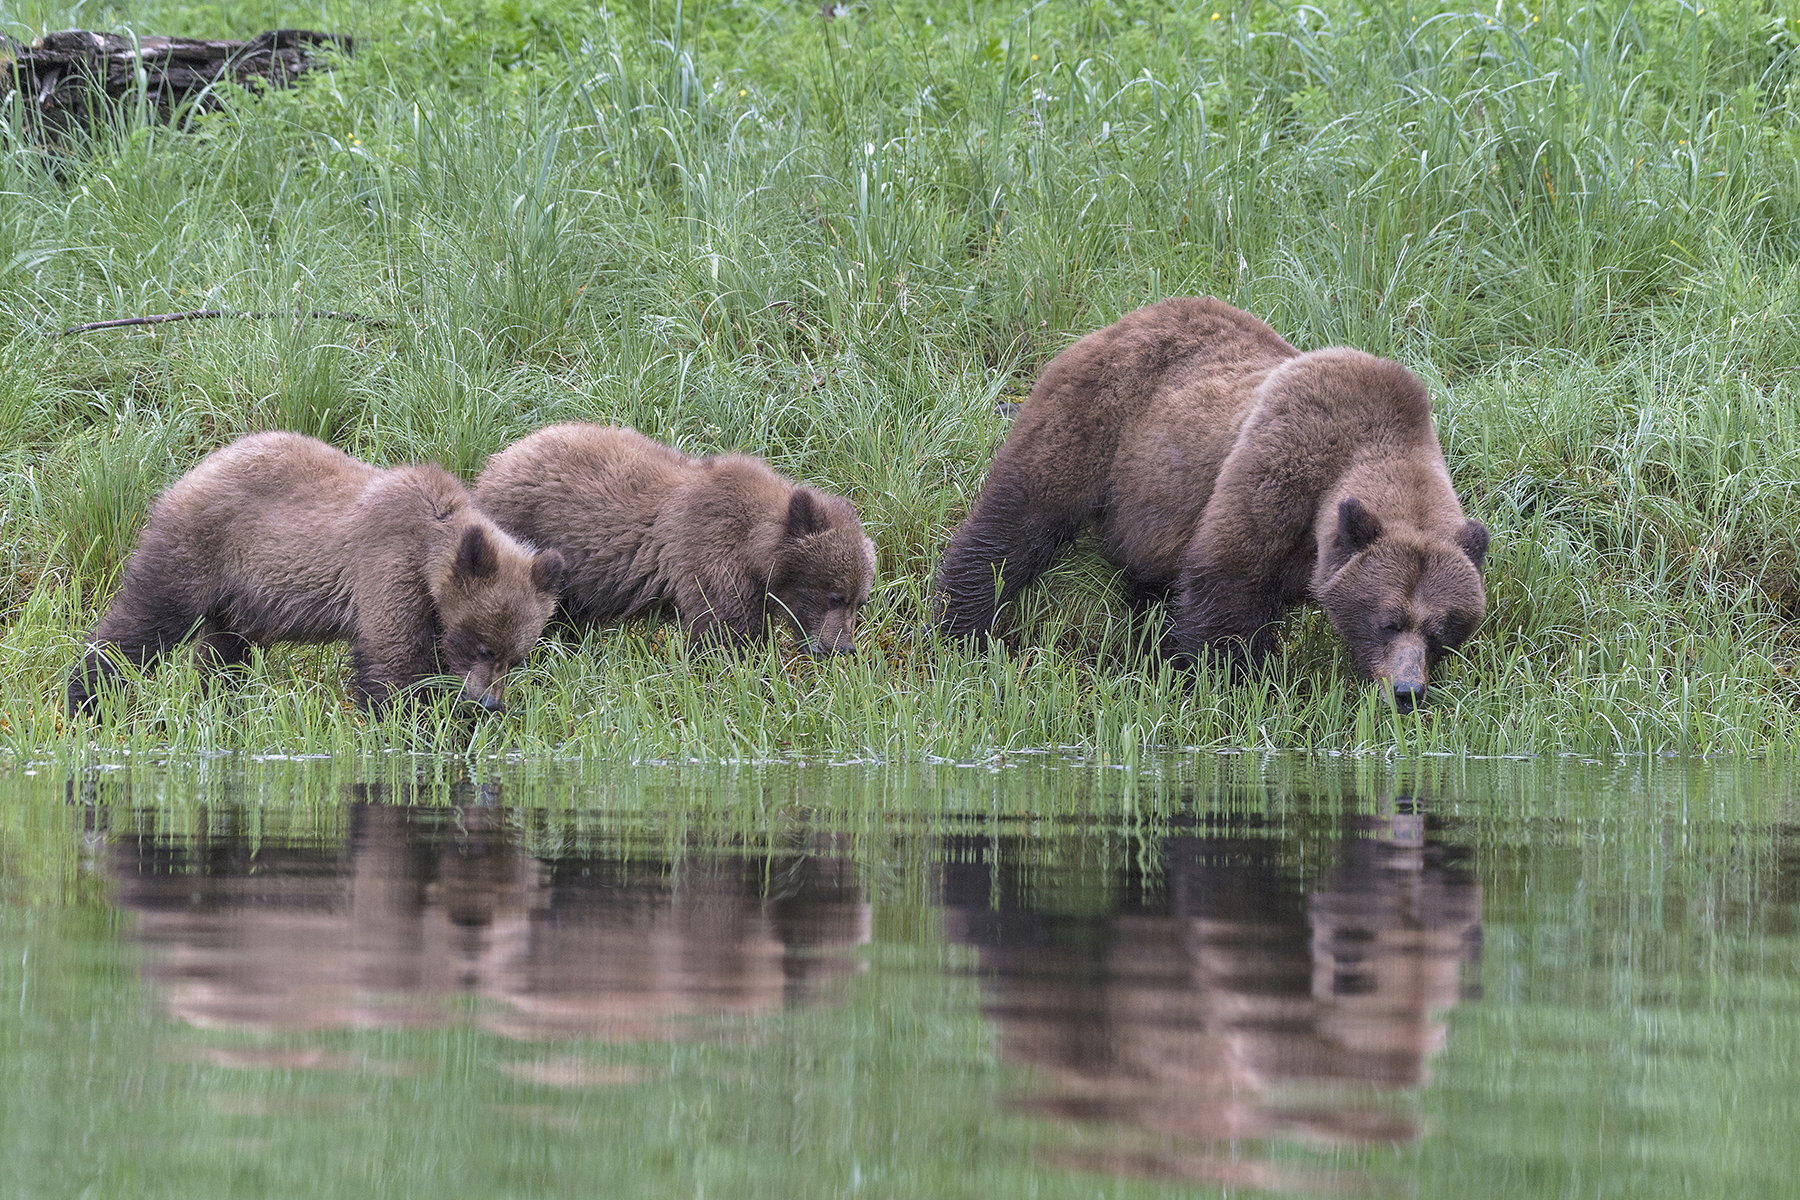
[934,297,1489,710]
[68,432,565,715]
[473,423,876,654]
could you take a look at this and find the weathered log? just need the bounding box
[0,29,348,136]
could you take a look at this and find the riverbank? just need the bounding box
[4,0,1798,758]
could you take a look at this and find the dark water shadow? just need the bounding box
[938,794,1480,1193]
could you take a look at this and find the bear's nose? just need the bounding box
[1391,683,1425,714]
[475,693,505,713]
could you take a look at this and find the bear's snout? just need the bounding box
[806,613,860,657]
[807,638,853,657]
[461,663,508,713]
[806,627,856,656]
[1378,633,1429,713]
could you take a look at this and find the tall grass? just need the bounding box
[3,0,1800,759]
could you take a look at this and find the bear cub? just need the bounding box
[68,432,566,715]
[473,423,875,655]
[934,297,1490,711]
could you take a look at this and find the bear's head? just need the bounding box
[1317,497,1489,713]
[764,488,877,656]
[433,522,566,711]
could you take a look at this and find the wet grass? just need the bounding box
[5,0,1800,759]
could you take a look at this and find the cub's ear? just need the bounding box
[1456,519,1491,571]
[456,524,500,580]
[1335,497,1384,557]
[786,489,828,538]
[531,549,566,595]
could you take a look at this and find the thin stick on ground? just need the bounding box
[60,310,389,336]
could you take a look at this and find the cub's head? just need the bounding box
[765,488,876,656]
[1316,497,1489,714]
[433,522,566,712]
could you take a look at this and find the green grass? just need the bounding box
[5,0,1800,759]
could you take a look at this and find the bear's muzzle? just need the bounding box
[461,663,507,713]
[805,611,859,657]
[1378,633,1429,714]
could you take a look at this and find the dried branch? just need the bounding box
[60,310,389,336]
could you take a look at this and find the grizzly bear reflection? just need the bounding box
[939,799,1479,1184]
[108,789,869,1039]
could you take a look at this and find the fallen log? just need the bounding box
[0,29,348,136]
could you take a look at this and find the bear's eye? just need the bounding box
[1378,616,1405,636]
[828,593,846,608]
[477,643,496,662]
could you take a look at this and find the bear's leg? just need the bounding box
[67,588,204,716]
[1169,572,1285,673]
[1125,576,1172,615]
[348,595,441,711]
[933,470,1087,642]
[689,607,756,652]
[1121,576,1176,659]
[678,579,761,652]
[348,645,417,710]
[1169,528,1312,677]
[192,617,254,692]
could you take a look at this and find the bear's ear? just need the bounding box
[1335,497,1384,557]
[786,489,828,539]
[531,549,566,595]
[1456,519,1490,571]
[456,524,500,581]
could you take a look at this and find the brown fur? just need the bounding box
[934,297,1489,708]
[473,423,876,654]
[67,432,565,715]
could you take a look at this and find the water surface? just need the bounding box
[2,755,1795,1198]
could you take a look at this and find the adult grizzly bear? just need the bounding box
[473,423,875,655]
[934,298,1489,711]
[67,432,566,716]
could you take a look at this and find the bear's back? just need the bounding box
[1020,297,1296,444]
[162,431,374,529]
[473,423,712,623]
[1066,299,1301,581]
[141,433,377,598]
[475,423,691,536]
[1251,349,1436,452]
[658,453,794,532]
[130,433,453,647]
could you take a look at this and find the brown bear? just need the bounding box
[67,431,566,716]
[933,297,1489,711]
[472,423,875,655]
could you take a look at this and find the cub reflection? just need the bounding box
[109,788,869,1039]
[940,799,1479,1188]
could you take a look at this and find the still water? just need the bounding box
[1,754,1795,1198]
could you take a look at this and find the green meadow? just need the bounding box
[3,0,1800,759]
